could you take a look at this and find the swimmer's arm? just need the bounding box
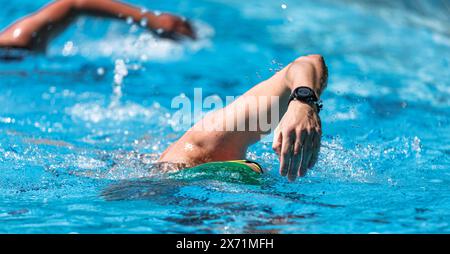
[228,55,326,181]
[160,55,328,182]
[0,0,194,49]
[272,55,327,180]
[0,0,74,48]
[72,0,195,38]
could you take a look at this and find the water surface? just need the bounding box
[0,0,449,233]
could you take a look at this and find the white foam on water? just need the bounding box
[251,135,424,185]
[67,101,167,123]
[64,20,214,62]
[75,156,107,170]
[0,117,15,124]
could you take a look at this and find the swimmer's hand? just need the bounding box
[273,101,322,181]
[148,13,196,39]
[272,55,327,181]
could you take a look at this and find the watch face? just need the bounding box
[296,87,313,98]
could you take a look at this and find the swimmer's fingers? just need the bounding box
[176,20,196,39]
[272,128,282,156]
[308,130,321,168]
[299,132,314,177]
[289,131,305,182]
[274,129,294,178]
[151,14,196,39]
[279,132,294,177]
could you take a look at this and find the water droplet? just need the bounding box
[62,41,77,56]
[140,54,149,61]
[156,28,164,34]
[126,16,134,24]
[0,117,14,124]
[97,67,105,76]
[184,143,194,151]
[62,89,71,97]
[140,17,148,27]
[129,24,139,33]
[412,136,421,153]
[112,59,128,104]
[114,59,128,78]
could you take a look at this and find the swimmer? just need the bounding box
[160,54,327,182]
[14,54,326,183]
[0,0,195,52]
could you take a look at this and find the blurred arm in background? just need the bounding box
[0,0,195,51]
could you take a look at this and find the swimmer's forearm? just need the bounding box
[284,55,328,97]
[72,0,159,27]
[0,0,74,47]
[272,55,327,181]
[0,0,193,48]
[72,0,195,38]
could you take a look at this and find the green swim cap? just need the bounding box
[169,160,263,185]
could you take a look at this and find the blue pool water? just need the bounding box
[1,0,449,233]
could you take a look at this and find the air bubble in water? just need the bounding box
[281,3,287,9]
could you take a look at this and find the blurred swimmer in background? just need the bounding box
[0,0,195,58]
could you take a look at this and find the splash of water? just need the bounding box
[55,19,214,62]
[110,59,128,107]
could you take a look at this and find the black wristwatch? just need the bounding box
[288,86,323,113]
